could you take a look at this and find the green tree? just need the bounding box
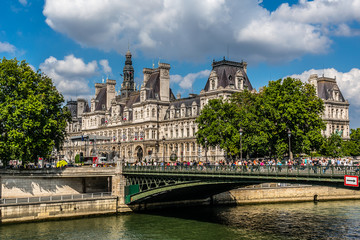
[231,89,269,158]
[342,128,360,156]
[196,77,325,160]
[0,58,71,165]
[320,133,343,157]
[196,98,239,158]
[258,77,325,158]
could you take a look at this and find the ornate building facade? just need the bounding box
[308,74,350,139]
[63,52,252,162]
[62,53,350,162]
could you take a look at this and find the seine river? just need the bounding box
[1,200,360,240]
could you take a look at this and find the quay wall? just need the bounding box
[0,197,118,224]
[0,176,110,198]
[213,184,360,205]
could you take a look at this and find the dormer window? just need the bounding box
[141,91,145,101]
[211,80,215,90]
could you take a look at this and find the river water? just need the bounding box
[1,200,360,240]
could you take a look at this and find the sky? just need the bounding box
[1,0,360,128]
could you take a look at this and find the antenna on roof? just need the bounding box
[158,57,161,66]
[152,60,155,69]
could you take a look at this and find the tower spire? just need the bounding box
[120,49,135,98]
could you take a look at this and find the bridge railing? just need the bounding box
[123,165,360,177]
[0,192,112,205]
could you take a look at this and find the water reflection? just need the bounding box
[1,201,359,240]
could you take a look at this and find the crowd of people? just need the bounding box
[126,157,360,173]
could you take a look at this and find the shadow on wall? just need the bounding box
[2,177,110,198]
[2,178,83,198]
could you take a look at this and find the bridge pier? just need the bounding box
[112,158,132,212]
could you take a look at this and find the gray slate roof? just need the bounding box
[95,87,107,111]
[317,77,346,102]
[204,59,253,91]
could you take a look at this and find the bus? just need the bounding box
[83,156,112,166]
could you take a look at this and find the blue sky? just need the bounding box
[1,0,360,128]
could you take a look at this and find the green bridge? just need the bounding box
[122,165,360,204]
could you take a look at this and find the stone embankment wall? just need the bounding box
[0,197,117,224]
[0,176,110,198]
[213,184,360,205]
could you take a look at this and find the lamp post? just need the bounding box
[287,129,292,161]
[117,141,121,159]
[204,137,208,164]
[239,128,243,162]
[162,136,165,164]
[155,141,159,162]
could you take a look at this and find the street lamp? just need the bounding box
[239,128,243,162]
[128,149,131,163]
[162,136,165,164]
[204,137,208,164]
[155,141,159,162]
[117,141,121,159]
[287,129,292,161]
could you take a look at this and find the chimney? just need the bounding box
[95,83,105,97]
[159,63,171,102]
[308,74,318,96]
[143,68,153,86]
[77,98,86,118]
[106,79,116,110]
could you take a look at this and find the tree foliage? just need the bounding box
[320,133,343,158]
[196,77,326,159]
[0,58,71,165]
[340,128,360,157]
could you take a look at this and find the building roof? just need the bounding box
[66,100,78,118]
[317,77,346,102]
[204,59,253,91]
[95,87,107,111]
[144,71,161,100]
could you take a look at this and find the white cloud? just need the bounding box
[18,0,27,6]
[171,69,211,90]
[99,59,112,75]
[43,0,360,63]
[289,68,360,128]
[40,55,98,100]
[0,41,16,53]
[290,68,360,107]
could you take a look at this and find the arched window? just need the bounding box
[152,108,156,117]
